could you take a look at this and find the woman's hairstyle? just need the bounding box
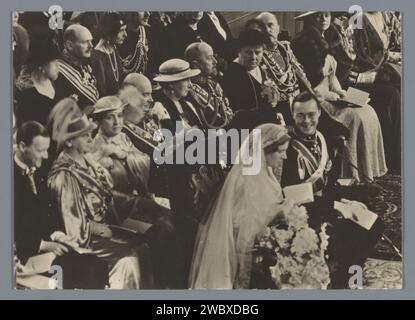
[236,29,267,50]
[26,37,60,72]
[97,12,125,40]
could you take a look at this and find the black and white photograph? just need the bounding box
[12,10,402,290]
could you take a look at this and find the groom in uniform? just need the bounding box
[281,91,385,289]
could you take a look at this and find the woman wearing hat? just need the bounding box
[152,58,203,133]
[291,12,387,182]
[90,95,186,289]
[47,101,149,289]
[15,38,60,126]
[91,12,128,97]
[91,95,152,199]
[323,12,401,174]
[222,29,284,130]
[189,123,298,289]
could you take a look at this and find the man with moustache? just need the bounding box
[54,24,99,111]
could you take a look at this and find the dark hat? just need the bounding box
[236,29,267,49]
[98,12,126,39]
[27,38,60,68]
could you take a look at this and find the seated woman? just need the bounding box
[152,59,226,283]
[116,12,150,75]
[152,58,203,134]
[244,15,349,154]
[47,100,150,289]
[91,95,185,289]
[91,12,127,97]
[189,124,298,289]
[292,12,387,182]
[14,120,108,289]
[15,37,60,127]
[324,12,401,174]
[222,29,284,130]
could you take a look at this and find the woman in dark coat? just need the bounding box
[15,38,60,127]
[222,29,283,131]
[91,12,127,97]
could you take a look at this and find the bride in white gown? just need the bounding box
[189,123,297,289]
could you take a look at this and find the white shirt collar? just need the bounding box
[14,153,36,175]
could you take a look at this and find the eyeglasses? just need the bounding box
[293,112,319,120]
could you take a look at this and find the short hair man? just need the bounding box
[184,42,234,129]
[55,24,99,110]
[14,121,108,289]
[281,92,385,289]
[119,73,160,154]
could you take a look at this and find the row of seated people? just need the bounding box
[13,11,396,288]
[13,11,401,181]
[14,89,384,289]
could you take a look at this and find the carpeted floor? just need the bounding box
[367,174,402,261]
[363,174,402,289]
[363,258,403,289]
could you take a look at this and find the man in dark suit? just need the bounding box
[198,12,237,63]
[158,12,204,64]
[14,121,108,289]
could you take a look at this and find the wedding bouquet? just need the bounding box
[257,206,331,289]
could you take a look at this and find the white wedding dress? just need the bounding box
[189,124,288,289]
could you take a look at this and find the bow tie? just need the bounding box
[22,167,36,177]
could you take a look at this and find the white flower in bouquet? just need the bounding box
[291,228,319,258]
[272,228,294,250]
[257,205,331,289]
[285,206,309,231]
[262,226,271,238]
[302,255,331,289]
[319,223,330,259]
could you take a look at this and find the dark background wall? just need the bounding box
[221,12,304,39]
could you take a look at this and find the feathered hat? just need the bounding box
[47,97,97,151]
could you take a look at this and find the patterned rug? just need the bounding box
[367,174,402,261]
[363,258,403,289]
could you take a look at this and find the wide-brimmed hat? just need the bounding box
[92,95,126,116]
[153,59,200,83]
[294,11,318,20]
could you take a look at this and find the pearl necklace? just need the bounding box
[101,43,120,82]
